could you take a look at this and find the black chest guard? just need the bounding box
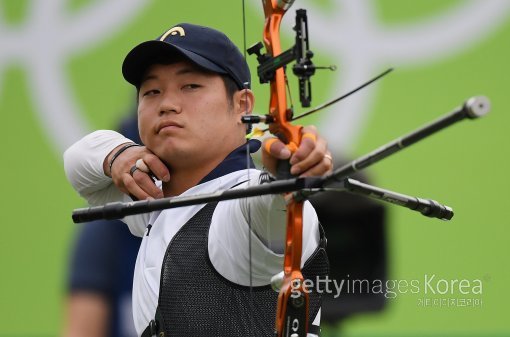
[143,202,329,337]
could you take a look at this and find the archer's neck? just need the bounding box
[160,148,235,197]
[160,138,254,196]
[161,162,218,197]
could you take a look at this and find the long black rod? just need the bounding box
[72,178,323,223]
[72,174,455,223]
[324,96,490,185]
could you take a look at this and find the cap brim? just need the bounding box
[122,40,227,86]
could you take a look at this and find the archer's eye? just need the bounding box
[143,89,160,96]
[182,84,201,90]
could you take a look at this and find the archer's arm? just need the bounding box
[64,130,154,236]
[64,130,133,205]
[209,123,332,285]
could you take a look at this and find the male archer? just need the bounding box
[64,23,332,336]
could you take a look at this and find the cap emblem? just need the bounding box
[160,27,185,41]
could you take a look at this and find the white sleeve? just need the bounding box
[237,177,319,258]
[63,130,150,237]
[243,194,320,263]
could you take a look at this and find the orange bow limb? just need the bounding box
[262,0,302,154]
[275,199,308,337]
[258,1,309,336]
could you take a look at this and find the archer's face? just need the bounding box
[137,61,246,170]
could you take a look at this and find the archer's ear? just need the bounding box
[234,89,255,115]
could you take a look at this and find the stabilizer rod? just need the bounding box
[324,96,490,185]
[338,178,453,220]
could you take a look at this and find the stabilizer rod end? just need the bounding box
[465,96,490,119]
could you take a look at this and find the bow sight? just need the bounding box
[247,9,335,109]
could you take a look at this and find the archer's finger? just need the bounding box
[122,173,154,201]
[297,151,334,177]
[290,126,318,165]
[263,137,291,159]
[131,168,164,199]
[290,138,328,175]
[142,154,170,182]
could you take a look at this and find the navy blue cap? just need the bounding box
[122,23,250,89]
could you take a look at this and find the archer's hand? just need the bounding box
[104,144,170,200]
[262,126,333,177]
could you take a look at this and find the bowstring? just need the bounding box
[241,0,255,336]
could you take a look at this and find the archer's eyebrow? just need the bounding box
[175,67,201,76]
[140,66,203,84]
[141,74,157,84]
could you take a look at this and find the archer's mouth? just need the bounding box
[157,121,183,133]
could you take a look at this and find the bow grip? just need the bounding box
[276,142,298,179]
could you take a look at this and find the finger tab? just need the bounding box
[264,138,280,154]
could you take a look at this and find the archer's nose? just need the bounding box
[159,93,182,115]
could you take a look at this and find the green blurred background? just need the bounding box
[0,0,509,335]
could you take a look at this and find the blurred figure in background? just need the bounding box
[63,113,141,337]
